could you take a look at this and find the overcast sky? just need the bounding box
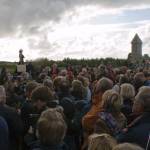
[0,0,150,62]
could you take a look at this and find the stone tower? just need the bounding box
[131,33,142,62]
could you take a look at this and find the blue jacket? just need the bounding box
[144,80,150,86]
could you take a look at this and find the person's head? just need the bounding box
[120,83,135,100]
[53,76,64,91]
[134,72,146,90]
[77,75,88,87]
[26,81,38,99]
[72,80,83,90]
[71,80,86,99]
[38,73,47,83]
[59,79,70,94]
[52,63,57,68]
[59,69,67,77]
[119,74,129,85]
[96,65,108,79]
[37,108,67,146]
[43,79,53,91]
[31,86,54,111]
[132,86,150,114]
[113,143,144,150]
[19,49,23,53]
[95,77,113,94]
[0,86,6,105]
[88,133,117,150]
[82,67,87,74]
[94,119,112,135]
[101,90,122,113]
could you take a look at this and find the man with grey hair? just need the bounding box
[134,86,150,113]
[118,87,150,149]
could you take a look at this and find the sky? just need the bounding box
[0,0,150,62]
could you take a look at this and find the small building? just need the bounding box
[128,34,142,63]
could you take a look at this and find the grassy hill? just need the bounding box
[0,62,16,73]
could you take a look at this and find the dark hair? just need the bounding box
[26,81,38,94]
[59,79,70,93]
[119,74,129,85]
[31,86,54,102]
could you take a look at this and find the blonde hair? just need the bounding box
[101,90,122,112]
[88,133,117,150]
[37,108,67,145]
[0,86,6,104]
[113,143,144,150]
[120,83,135,100]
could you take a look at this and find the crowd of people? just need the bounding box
[0,62,150,150]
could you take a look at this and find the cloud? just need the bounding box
[0,20,150,61]
[0,0,150,61]
[28,36,50,50]
[0,0,150,37]
[27,21,149,60]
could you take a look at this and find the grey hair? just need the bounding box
[135,86,150,112]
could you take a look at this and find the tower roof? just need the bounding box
[131,34,142,44]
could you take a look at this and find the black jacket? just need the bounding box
[0,104,23,150]
[121,98,133,122]
[0,116,9,150]
[31,141,69,150]
[118,112,150,149]
[21,100,35,134]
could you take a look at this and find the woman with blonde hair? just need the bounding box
[94,90,126,136]
[120,83,135,100]
[120,83,135,120]
[88,133,117,150]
